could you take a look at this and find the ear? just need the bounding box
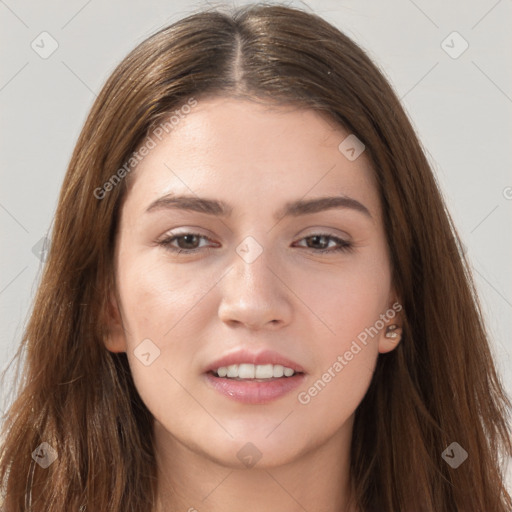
[103,290,128,353]
[377,294,404,354]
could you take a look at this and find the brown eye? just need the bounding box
[174,234,201,250]
[294,234,353,254]
[158,232,215,254]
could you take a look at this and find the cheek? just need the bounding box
[114,257,207,422]
[294,271,383,426]
[299,252,391,347]
[293,255,389,420]
[116,251,215,339]
[113,252,207,389]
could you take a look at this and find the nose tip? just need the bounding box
[217,249,292,330]
[218,290,286,330]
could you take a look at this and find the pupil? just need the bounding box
[311,235,328,249]
[181,235,197,248]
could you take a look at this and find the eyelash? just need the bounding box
[157,232,353,255]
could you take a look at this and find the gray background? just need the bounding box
[1,0,511,486]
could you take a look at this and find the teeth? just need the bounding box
[214,363,298,379]
[255,364,273,378]
[217,366,228,377]
[226,365,238,378]
[283,367,295,377]
[239,363,255,379]
[272,364,284,378]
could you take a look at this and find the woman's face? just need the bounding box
[107,96,401,468]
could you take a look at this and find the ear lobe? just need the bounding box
[103,291,127,353]
[378,296,404,354]
[378,324,403,354]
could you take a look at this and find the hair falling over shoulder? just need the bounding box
[1,3,511,511]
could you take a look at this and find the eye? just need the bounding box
[293,233,353,254]
[157,232,217,254]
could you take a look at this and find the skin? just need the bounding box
[106,96,403,512]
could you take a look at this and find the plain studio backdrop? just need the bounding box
[0,0,511,490]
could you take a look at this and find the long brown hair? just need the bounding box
[1,3,511,511]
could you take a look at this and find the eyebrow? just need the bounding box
[145,193,372,220]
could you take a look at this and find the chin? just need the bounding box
[196,430,309,470]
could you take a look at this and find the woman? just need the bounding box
[1,3,511,511]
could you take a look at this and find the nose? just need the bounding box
[217,243,293,330]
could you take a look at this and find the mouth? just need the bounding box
[204,363,306,404]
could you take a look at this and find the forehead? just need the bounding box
[124,97,380,220]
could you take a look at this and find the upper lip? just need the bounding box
[204,349,306,374]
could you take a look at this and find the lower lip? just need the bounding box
[204,372,307,404]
